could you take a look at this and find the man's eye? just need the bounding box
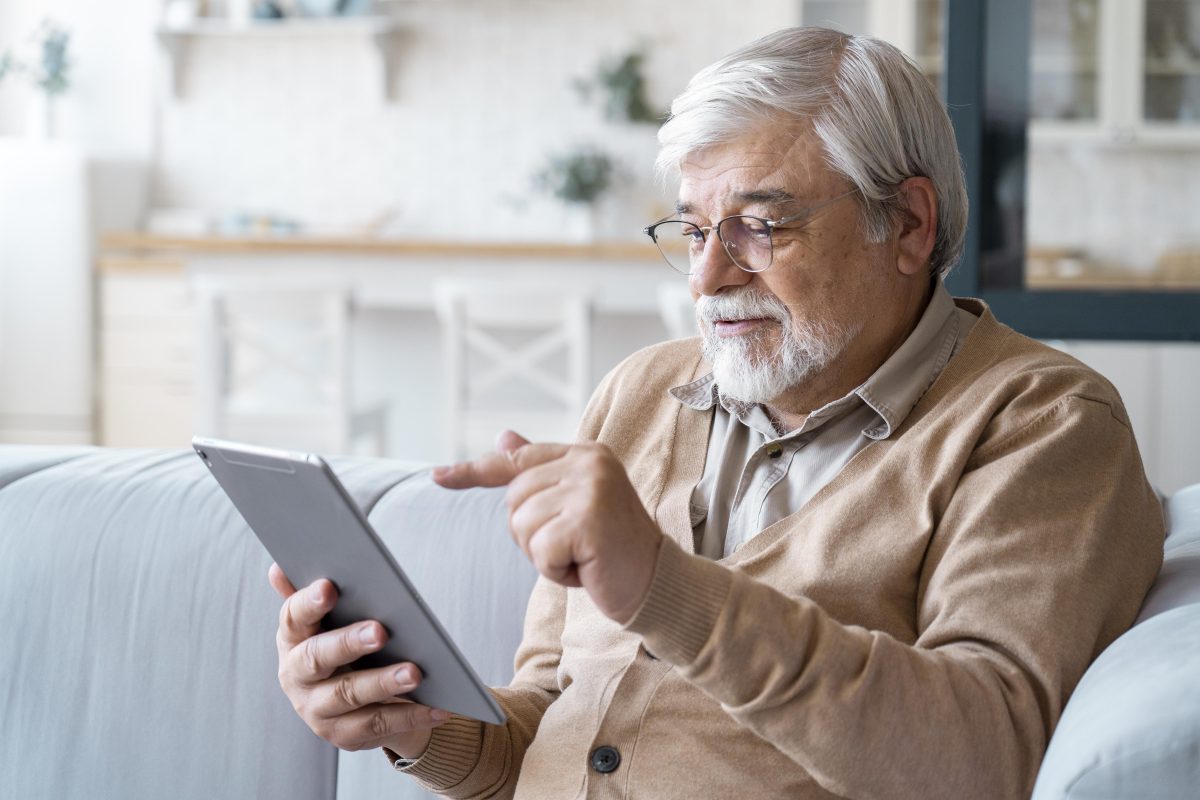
[740,218,770,237]
[681,224,704,242]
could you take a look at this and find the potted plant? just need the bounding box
[534,147,617,241]
[0,20,71,139]
[574,49,661,125]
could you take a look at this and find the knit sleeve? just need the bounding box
[623,395,1163,800]
[396,576,567,799]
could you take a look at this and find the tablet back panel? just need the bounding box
[194,437,505,725]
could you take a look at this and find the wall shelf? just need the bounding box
[155,16,403,101]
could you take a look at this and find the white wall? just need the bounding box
[149,0,798,239]
[1049,341,1200,496]
[0,0,158,158]
[1028,145,1200,273]
[1,1,800,238]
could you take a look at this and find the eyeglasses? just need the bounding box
[642,188,859,275]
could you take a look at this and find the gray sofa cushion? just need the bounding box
[0,444,94,488]
[1032,484,1200,799]
[1136,484,1200,624]
[0,447,430,800]
[1031,608,1200,799]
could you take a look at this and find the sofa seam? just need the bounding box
[359,466,436,517]
[0,447,99,494]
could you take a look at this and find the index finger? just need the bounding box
[277,578,338,650]
[432,442,571,490]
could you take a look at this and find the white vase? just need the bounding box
[563,202,601,243]
[25,94,58,140]
[227,0,253,26]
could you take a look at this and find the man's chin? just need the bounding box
[702,327,776,362]
[710,354,793,406]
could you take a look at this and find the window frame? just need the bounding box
[941,0,1200,341]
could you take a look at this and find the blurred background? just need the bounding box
[0,0,1197,492]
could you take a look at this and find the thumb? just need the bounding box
[495,429,531,454]
[267,562,297,599]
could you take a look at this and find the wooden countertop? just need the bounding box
[99,232,660,260]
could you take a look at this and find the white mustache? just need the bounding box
[695,289,791,327]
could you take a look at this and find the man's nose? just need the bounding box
[689,233,752,297]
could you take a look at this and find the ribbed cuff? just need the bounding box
[383,715,484,791]
[623,536,732,666]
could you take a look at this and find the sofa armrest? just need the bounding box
[1033,483,1200,799]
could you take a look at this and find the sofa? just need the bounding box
[0,444,1196,799]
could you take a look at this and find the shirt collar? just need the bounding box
[668,280,961,440]
[851,280,959,439]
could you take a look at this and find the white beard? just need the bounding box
[696,288,861,405]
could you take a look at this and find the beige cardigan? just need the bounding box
[402,300,1164,799]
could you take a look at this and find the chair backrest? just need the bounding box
[434,279,593,460]
[193,278,354,447]
[657,280,698,340]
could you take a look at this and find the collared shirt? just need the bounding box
[670,281,978,560]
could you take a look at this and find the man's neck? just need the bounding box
[766,406,807,436]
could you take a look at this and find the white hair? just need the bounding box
[656,27,968,279]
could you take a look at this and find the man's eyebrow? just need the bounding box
[674,188,799,217]
[737,188,797,208]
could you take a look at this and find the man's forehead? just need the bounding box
[675,136,831,212]
[676,127,830,200]
[674,186,799,215]
[680,141,798,175]
[683,120,818,164]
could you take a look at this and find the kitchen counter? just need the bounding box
[99,232,658,262]
[97,232,674,315]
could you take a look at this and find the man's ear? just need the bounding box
[894,177,938,277]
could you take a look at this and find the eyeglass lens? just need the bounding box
[652,216,773,274]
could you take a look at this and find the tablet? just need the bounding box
[192,436,506,726]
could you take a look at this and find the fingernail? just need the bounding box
[310,584,325,606]
[431,465,450,479]
[430,709,450,722]
[359,625,378,647]
[394,666,414,685]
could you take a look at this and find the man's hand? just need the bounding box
[433,431,664,625]
[268,564,448,757]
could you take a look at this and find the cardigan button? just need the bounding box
[766,444,783,459]
[590,745,621,774]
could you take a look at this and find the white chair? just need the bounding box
[434,279,593,461]
[657,281,698,340]
[193,278,387,456]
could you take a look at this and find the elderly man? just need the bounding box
[270,27,1163,799]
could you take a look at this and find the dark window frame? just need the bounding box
[941,0,1200,341]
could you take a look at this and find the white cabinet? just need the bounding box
[1026,0,1200,147]
[802,0,1200,147]
[97,261,197,448]
[1046,340,1200,496]
[0,140,94,445]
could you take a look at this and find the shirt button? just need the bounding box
[590,745,621,774]
[766,445,783,459]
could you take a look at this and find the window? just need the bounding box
[943,0,1200,340]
